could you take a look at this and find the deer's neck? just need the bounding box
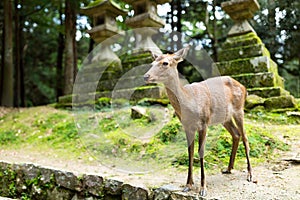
[164,76,188,118]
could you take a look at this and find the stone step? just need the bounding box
[71,85,166,105]
[122,52,153,72]
[218,44,270,61]
[79,61,122,74]
[77,69,122,83]
[75,75,150,93]
[231,72,284,89]
[223,32,262,49]
[105,85,167,101]
[247,87,289,98]
[264,95,298,111]
[217,56,278,75]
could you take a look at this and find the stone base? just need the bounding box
[247,87,289,98]
[246,94,298,112]
[232,72,283,88]
[57,85,167,109]
[264,95,298,111]
[217,56,278,76]
[219,44,270,61]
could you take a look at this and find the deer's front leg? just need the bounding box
[198,128,207,197]
[183,140,195,192]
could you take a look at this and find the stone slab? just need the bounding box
[222,0,260,20]
[112,85,167,101]
[264,95,297,111]
[71,85,166,105]
[228,20,256,36]
[125,13,165,28]
[218,44,270,61]
[231,72,282,88]
[223,32,262,49]
[217,56,277,76]
[247,87,289,98]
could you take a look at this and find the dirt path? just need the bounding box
[0,143,299,200]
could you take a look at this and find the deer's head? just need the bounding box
[144,46,190,84]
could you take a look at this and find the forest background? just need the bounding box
[1,0,299,107]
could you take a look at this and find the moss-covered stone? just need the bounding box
[245,95,265,110]
[58,94,75,104]
[97,78,118,91]
[232,72,276,88]
[137,98,169,106]
[247,87,289,98]
[264,95,298,111]
[223,35,262,49]
[122,52,153,73]
[218,56,271,75]
[129,85,167,101]
[219,44,270,61]
[227,32,258,40]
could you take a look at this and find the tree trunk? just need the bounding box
[212,0,218,62]
[14,0,25,107]
[56,4,64,101]
[63,0,77,95]
[268,0,276,58]
[1,0,14,107]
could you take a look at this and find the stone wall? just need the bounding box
[0,161,199,200]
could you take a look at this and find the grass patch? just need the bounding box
[0,106,296,174]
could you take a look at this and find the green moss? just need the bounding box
[95,97,111,109]
[245,95,265,110]
[247,87,287,98]
[137,98,169,106]
[58,94,74,104]
[264,95,297,111]
[223,34,262,49]
[156,117,181,143]
[218,56,271,75]
[219,44,269,62]
[232,72,276,88]
[227,32,259,41]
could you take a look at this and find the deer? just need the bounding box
[143,46,252,196]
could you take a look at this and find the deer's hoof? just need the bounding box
[182,185,192,192]
[221,169,232,174]
[247,173,252,182]
[199,188,207,197]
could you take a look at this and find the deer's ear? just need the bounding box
[152,52,161,60]
[173,45,190,62]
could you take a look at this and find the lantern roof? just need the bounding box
[122,0,171,4]
[81,0,127,17]
[221,0,260,21]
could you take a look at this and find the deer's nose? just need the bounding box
[144,74,150,82]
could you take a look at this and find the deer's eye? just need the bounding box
[162,62,169,66]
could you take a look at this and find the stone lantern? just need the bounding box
[122,0,171,54]
[216,0,297,111]
[222,0,260,36]
[81,0,127,63]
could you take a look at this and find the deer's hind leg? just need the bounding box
[233,112,252,182]
[222,119,240,174]
[198,128,207,197]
